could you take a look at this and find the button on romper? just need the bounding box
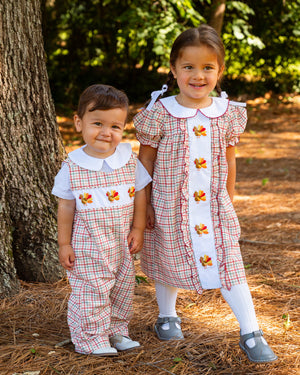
[65,153,137,354]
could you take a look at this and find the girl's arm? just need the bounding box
[57,198,76,270]
[127,188,147,254]
[138,145,157,228]
[226,146,236,202]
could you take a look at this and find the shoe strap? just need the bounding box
[240,329,264,347]
[157,317,181,324]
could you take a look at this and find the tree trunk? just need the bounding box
[0,0,66,296]
[209,0,226,35]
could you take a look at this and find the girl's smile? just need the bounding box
[170,45,224,109]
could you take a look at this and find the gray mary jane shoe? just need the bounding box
[239,329,277,363]
[154,317,184,341]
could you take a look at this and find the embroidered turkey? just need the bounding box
[200,255,213,267]
[195,223,209,236]
[193,125,207,136]
[194,190,206,202]
[106,190,120,202]
[79,192,93,205]
[128,186,135,198]
[194,157,207,169]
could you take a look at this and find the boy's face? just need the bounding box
[74,106,127,158]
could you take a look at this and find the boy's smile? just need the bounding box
[74,107,127,158]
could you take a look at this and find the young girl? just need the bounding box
[134,25,277,363]
[52,84,151,356]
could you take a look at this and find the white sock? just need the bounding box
[155,281,178,330]
[221,283,265,348]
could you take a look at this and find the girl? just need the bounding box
[52,84,151,356]
[134,25,277,363]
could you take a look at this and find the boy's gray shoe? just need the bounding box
[154,317,184,341]
[239,330,277,363]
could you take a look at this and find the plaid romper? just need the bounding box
[134,96,248,294]
[65,152,137,354]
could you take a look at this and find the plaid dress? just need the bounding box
[134,96,248,293]
[64,152,137,354]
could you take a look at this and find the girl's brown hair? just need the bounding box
[77,84,129,119]
[166,24,225,96]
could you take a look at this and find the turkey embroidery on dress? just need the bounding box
[200,255,213,267]
[194,190,206,202]
[128,186,135,198]
[194,158,207,169]
[195,224,209,236]
[193,125,207,136]
[79,193,93,205]
[106,190,120,202]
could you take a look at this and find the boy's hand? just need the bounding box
[58,244,75,271]
[146,203,155,229]
[127,227,144,254]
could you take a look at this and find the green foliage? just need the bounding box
[222,0,300,95]
[262,177,269,186]
[135,275,149,285]
[282,313,292,330]
[42,0,300,109]
[116,0,203,67]
[43,0,203,107]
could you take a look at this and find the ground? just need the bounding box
[0,94,299,375]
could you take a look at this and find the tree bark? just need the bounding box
[209,0,226,35]
[0,0,66,296]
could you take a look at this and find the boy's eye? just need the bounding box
[184,65,193,70]
[112,125,122,130]
[204,66,214,71]
[94,122,102,126]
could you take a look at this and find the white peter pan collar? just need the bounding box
[68,143,132,171]
[159,95,245,119]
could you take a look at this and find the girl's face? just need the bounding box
[171,44,224,109]
[74,106,127,158]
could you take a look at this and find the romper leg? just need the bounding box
[67,239,115,354]
[108,256,135,337]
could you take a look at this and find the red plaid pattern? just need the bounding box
[134,101,247,293]
[66,154,137,354]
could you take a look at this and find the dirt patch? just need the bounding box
[0,94,299,374]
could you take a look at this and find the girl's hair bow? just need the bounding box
[146,84,168,111]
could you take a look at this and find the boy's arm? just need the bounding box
[226,146,236,202]
[138,145,157,228]
[127,187,147,254]
[57,198,76,270]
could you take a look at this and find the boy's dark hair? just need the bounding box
[77,84,129,119]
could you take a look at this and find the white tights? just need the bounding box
[155,281,262,347]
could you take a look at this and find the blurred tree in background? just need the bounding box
[42,0,300,110]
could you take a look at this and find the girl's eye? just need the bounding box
[204,66,214,71]
[94,122,102,126]
[184,66,193,70]
[112,125,121,130]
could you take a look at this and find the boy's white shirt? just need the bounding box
[52,143,152,201]
[69,142,132,171]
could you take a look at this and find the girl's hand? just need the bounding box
[58,244,75,271]
[127,227,144,254]
[146,203,155,229]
